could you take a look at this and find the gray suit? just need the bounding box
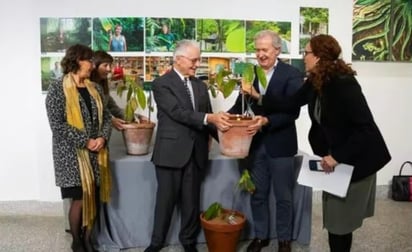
[149,69,215,247]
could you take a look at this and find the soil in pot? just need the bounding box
[200,209,246,252]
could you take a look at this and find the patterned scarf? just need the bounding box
[63,73,111,230]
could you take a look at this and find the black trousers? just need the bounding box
[328,232,352,252]
[150,157,202,247]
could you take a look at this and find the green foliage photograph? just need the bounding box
[197,19,246,53]
[246,21,291,54]
[40,18,91,53]
[93,17,144,52]
[352,0,412,61]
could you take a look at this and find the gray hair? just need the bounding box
[173,40,200,60]
[254,30,282,49]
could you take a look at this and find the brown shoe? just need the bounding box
[247,238,270,252]
[278,240,291,252]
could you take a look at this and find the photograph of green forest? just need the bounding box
[246,20,291,54]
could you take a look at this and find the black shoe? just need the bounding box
[247,238,270,252]
[183,244,198,252]
[278,240,291,252]
[144,245,162,252]
[71,239,86,252]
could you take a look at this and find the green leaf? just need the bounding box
[237,169,255,194]
[204,202,223,220]
[225,28,245,52]
[136,87,147,109]
[255,66,267,89]
[222,79,237,98]
[242,63,254,83]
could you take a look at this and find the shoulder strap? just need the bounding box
[399,161,412,175]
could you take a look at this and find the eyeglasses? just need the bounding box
[303,51,313,56]
[180,55,201,64]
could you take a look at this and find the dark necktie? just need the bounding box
[183,77,194,109]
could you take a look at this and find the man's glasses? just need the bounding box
[180,55,201,64]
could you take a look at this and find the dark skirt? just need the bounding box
[61,186,82,200]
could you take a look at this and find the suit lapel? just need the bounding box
[169,71,194,111]
[190,77,200,111]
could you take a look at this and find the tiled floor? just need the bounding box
[0,198,411,252]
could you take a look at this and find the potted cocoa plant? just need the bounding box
[208,62,267,158]
[116,74,156,155]
[200,169,255,252]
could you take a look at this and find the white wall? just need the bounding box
[0,0,410,201]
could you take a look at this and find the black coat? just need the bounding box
[263,75,391,181]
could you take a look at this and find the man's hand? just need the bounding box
[241,79,260,100]
[207,111,232,132]
[246,115,268,135]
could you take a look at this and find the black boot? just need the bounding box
[71,239,86,252]
[328,232,352,252]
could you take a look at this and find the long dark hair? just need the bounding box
[90,50,113,95]
[308,34,356,92]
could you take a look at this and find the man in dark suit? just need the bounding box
[228,30,304,252]
[144,40,231,252]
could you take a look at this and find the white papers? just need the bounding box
[297,154,354,198]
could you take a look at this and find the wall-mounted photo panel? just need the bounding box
[352,0,391,61]
[299,7,329,54]
[41,56,63,91]
[197,19,246,53]
[109,56,144,89]
[93,17,144,52]
[352,0,412,62]
[145,18,196,52]
[246,21,292,55]
[40,18,91,53]
[145,56,174,81]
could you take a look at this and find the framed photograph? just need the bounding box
[246,20,291,54]
[41,56,63,92]
[145,17,196,52]
[197,19,246,53]
[299,7,329,54]
[40,17,91,53]
[93,17,144,52]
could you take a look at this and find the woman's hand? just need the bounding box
[111,117,126,131]
[321,155,338,173]
[86,137,106,152]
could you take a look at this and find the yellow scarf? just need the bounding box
[63,74,111,230]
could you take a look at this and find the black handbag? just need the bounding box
[391,161,412,201]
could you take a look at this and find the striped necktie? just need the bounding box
[183,77,194,109]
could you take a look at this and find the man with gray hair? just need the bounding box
[228,30,304,252]
[145,40,231,252]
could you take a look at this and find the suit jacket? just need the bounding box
[228,60,304,158]
[151,69,215,169]
[263,75,391,181]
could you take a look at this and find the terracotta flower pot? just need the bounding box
[121,121,155,155]
[200,209,246,252]
[218,115,254,158]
